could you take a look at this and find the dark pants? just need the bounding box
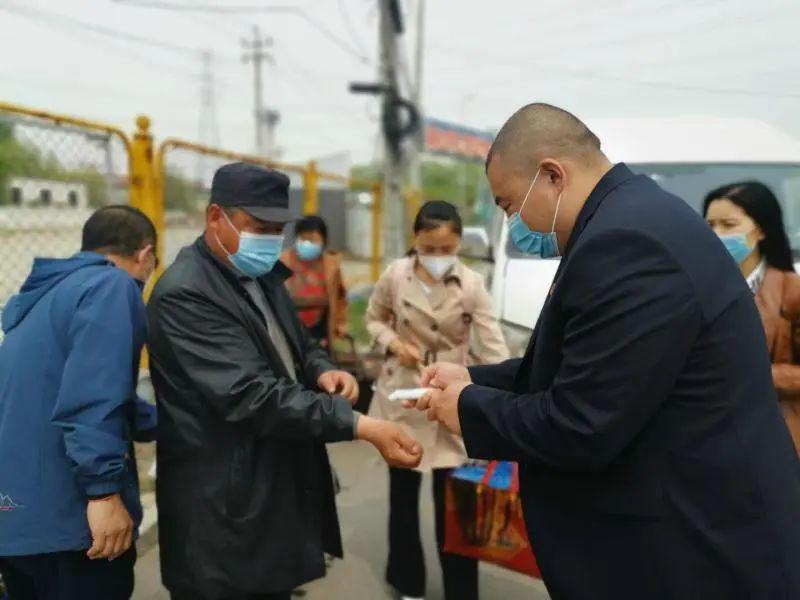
[170,592,290,600]
[386,467,478,600]
[0,548,135,600]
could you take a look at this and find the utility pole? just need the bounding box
[241,26,279,158]
[198,49,221,184]
[350,1,419,260]
[379,0,406,259]
[408,0,425,212]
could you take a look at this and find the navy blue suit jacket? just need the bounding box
[460,163,800,599]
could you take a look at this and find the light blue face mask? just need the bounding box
[296,239,323,261]
[507,169,562,258]
[718,233,754,264]
[218,212,284,278]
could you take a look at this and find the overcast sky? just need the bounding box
[1,0,799,167]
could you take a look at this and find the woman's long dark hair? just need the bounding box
[703,181,795,272]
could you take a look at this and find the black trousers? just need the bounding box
[386,467,478,600]
[170,591,290,600]
[0,548,135,600]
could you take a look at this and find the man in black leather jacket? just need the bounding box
[147,163,422,600]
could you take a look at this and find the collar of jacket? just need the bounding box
[560,162,638,261]
[194,235,292,287]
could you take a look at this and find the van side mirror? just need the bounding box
[460,226,493,262]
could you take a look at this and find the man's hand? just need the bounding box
[356,415,423,469]
[420,362,471,390]
[390,340,423,368]
[406,381,471,436]
[318,370,359,405]
[86,494,134,561]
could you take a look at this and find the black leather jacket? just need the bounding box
[147,236,354,596]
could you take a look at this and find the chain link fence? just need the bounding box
[0,101,383,335]
[159,145,220,266]
[0,109,130,318]
[158,142,352,267]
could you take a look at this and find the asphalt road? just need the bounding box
[133,440,550,600]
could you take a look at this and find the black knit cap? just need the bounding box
[210,162,293,223]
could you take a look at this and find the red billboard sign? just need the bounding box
[424,118,494,160]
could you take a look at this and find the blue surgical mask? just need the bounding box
[719,233,754,264]
[507,169,562,259]
[295,239,323,261]
[218,212,284,278]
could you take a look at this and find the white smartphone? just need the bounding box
[387,388,431,402]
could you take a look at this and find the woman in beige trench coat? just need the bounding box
[366,201,508,600]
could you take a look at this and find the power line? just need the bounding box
[198,50,221,147]
[564,3,795,55]
[0,3,203,80]
[598,42,793,71]
[272,62,361,111]
[1,1,197,55]
[112,0,301,12]
[540,65,800,100]
[337,0,370,59]
[111,0,371,64]
[590,73,800,100]
[429,42,800,101]
[0,1,245,89]
[0,71,191,104]
[196,50,222,184]
[424,2,797,83]
[504,1,795,59]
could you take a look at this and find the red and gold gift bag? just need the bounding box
[443,461,541,578]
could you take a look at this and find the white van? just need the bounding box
[467,117,800,357]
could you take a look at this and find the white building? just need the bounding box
[7,177,89,209]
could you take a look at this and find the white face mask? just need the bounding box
[418,254,457,280]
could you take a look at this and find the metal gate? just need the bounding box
[0,101,136,316]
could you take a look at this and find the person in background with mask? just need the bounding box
[410,103,800,599]
[147,163,422,600]
[0,206,158,600]
[366,200,508,600]
[705,181,800,457]
[281,215,348,349]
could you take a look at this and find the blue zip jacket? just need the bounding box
[0,252,156,556]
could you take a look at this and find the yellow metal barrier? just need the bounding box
[130,116,161,277]
[155,138,349,220]
[0,100,132,158]
[153,137,298,277]
[156,138,306,176]
[0,101,135,319]
[0,100,385,310]
[303,160,319,215]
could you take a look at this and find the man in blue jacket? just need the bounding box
[0,205,158,600]
[413,103,800,598]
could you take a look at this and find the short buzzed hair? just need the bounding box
[81,205,157,256]
[487,103,604,174]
